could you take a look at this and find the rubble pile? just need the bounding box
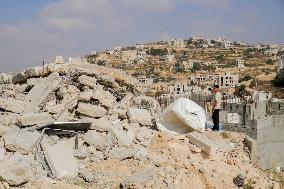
[0,63,280,188]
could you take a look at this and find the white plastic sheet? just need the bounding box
[156,97,206,134]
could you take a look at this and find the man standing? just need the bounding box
[212,85,221,131]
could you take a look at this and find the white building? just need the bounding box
[278,55,284,71]
[122,50,137,62]
[236,58,245,68]
[218,72,239,88]
[114,46,122,51]
[264,48,278,55]
[224,40,232,49]
[137,76,153,85]
[135,44,144,49]
[168,39,186,48]
[169,81,190,95]
[166,54,175,62]
[182,61,193,70]
[55,56,65,64]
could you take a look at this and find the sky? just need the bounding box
[0,0,284,73]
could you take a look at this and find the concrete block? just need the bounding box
[78,75,97,88]
[90,117,112,131]
[110,128,135,147]
[186,131,234,155]
[25,72,62,113]
[44,140,78,179]
[83,131,107,150]
[107,147,139,160]
[77,103,107,118]
[18,112,54,127]
[3,130,41,155]
[93,86,116,108]
[0,97,25,113]
[0,153,35,186]
[127,107,152,126]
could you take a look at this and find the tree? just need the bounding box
[216,54,225,62]
[266,59,274,65]
[234,84,249,98]
[97,60,106,66]
[239,75,252,82]
[192,62,201,71]
[274,69,284,87]
[174,62,185,73]
[250,79,257,88]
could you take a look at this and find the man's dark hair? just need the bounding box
[214,85,219,88]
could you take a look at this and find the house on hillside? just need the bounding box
[236,58,245,68]
[168,81,190,95]
[218,72,239,88]
[137,76,153,85]
[122,50,137,62]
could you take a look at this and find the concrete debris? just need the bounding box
[107,147,139,160]
[0,153,35,186]
[0,63,273,188]
[78,75,97,88]
[110,127,135,147]
[44,140,78,179]
[77,103,107,118]
[0,148,5,161]
[186,131,234,155]
[84,131,108,150]
[89,117,112,131]
[0,97,25,113]
[127,107,152,126]
[25,72,62,113]
[3,130,41,155]
[18,112,54,127]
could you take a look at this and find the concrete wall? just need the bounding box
[257,115,284,169]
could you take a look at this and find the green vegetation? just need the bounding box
[266,58,274,65]
[239,75,252,82]
[234,84,250,98]
[174,62,185,73]
[97,60,106,66]
[147,48,168,56]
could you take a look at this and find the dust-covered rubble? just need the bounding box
[0,62,281,188]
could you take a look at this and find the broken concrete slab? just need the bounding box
[0,97,26,113]
[26,78,43,86]
[186,131,234,155]
[89,117,112,131]
[127,107,152,126]
[78,75,97,88]
[3,130,41,155]
[25,72,62,113]
[0,153,35,186]
[107,147,139,160]
[18,112,54,127]
[92,85,116,108]
[44,140,78,179]
[77,103,107,118]
[0,148,5,161]
[0,113,18,127]
[83,131,107,150]
[110,127,135,147]
[78,89,93,101]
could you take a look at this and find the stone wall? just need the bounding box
[257,115,284,169]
